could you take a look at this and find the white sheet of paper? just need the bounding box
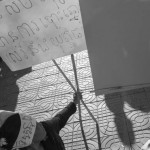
[0,0,87,71]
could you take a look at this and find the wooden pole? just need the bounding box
[71,54,101,150]
[53,58,89,150]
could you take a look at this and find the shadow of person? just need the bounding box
[124,89,150,113]
[105,93,135,146]
[105,87,150,147]
[0,57,32,111]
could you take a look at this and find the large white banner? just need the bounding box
[0,0,86,71]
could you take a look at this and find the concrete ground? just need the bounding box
[0,50,150,150]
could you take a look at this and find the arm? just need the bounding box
[54,92,82,131]
[54,101,76,130]
[42,92,82,133]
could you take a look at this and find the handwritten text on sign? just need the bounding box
[0,0,87,71]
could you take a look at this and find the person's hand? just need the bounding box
[141,140,150,150]
[73,92,82,105]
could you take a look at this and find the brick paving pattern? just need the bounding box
[0,50,150,150]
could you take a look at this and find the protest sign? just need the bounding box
[0,0,86,71]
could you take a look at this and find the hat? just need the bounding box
[0,110,37,150]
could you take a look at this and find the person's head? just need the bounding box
[0,110,46,150]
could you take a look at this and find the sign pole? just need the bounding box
[52,59,89,150]
[71,54,101,150]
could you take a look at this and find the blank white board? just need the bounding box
[79,0,150,95]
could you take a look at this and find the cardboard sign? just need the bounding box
[0,0,86,71]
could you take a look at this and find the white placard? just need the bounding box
[0,0,87,71]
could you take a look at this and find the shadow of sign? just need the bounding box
[0,57,32,111]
